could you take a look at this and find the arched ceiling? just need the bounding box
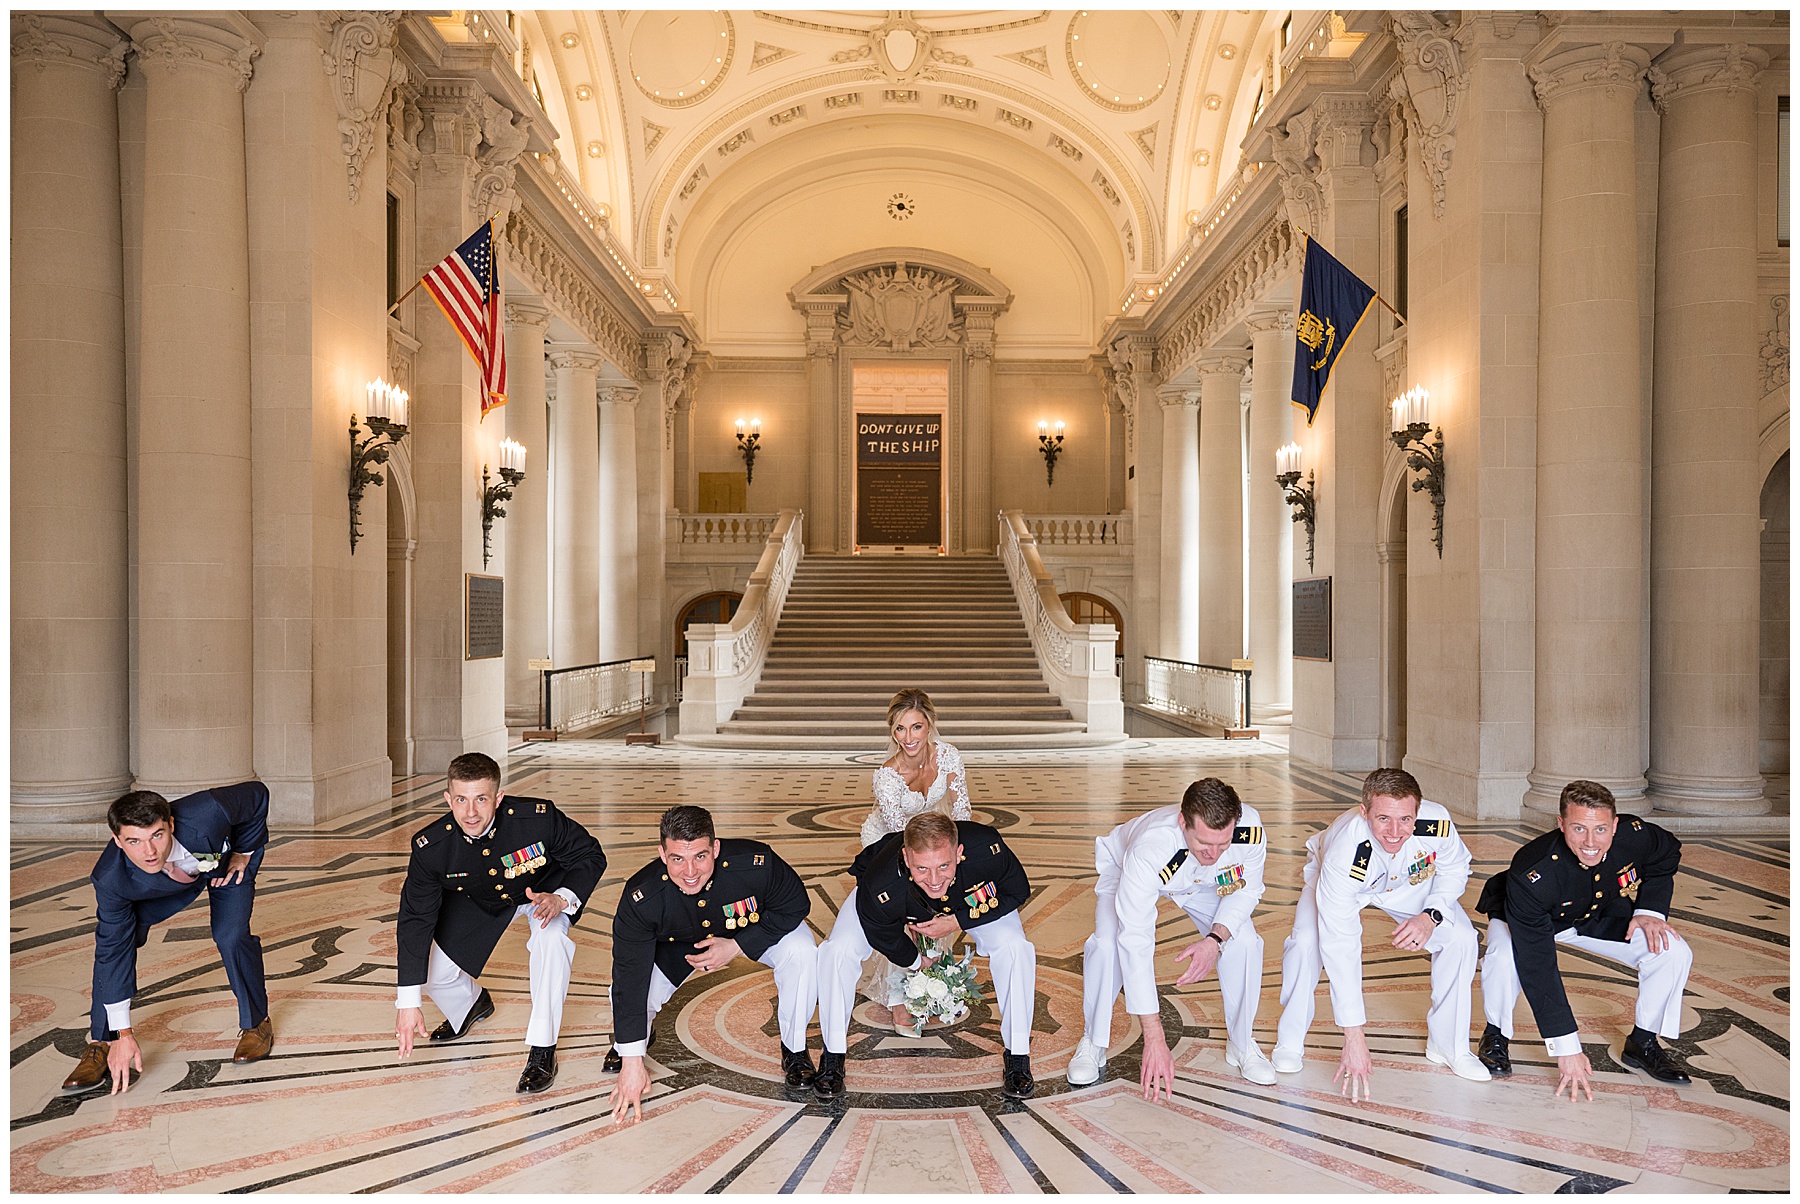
[521,9,1287,344]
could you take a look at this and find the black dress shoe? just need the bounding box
[1476,1024,1513,1077]
[602,1026,655,1075]
[1620,1034,1691,1084]
[813,1051,846,1101]
[429,988,495,1043]
[781,1045,817,1088]
[517,1044,558,1093]
[1001,1052,1035,1100]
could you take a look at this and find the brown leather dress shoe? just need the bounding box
[61,1041,110,1092]
[232,1018,274,1064]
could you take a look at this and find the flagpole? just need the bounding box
[386,280,422,316]
[386,213,504,317]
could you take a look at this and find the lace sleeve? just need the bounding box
[939,742,973,820]
[871,767,913,835]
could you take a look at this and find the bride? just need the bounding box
[858,689,973,1030]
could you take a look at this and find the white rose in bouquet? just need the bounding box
[925,977,951,1002]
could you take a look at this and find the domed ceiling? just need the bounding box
[518,9,1284,344]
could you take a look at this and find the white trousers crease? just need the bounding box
[1480,918,1692,1049]
[818,888,1037,1055]
[1274,880,1477,1057]
[1081,881,1264,1053]
[426,904,575,1048]
[609,923,819,1058]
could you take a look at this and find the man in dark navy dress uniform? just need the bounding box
[394,752,606,1094]
[62,780,274,1094]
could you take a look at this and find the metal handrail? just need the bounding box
[1142,656,1253,731]
[541,657,649,734]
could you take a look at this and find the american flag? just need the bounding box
[422,220,507,417]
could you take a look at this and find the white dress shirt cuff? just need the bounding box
[1631,909,1666,920]
[1544,1031,1583,1057]
[104,1000,133,1031]
[612,1040,648,1058]
[396,985,423,1010]
[555,887,581,916]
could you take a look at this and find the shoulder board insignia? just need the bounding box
[1631,818,1642,830]
[1349,840,1373,882]
[536,802,548,814]
[1413,818,1447,837]
[753,853,766,866]
[1159,848,1189,883]
[1526,869,1542,883]
[990,842,1001,855]
[415,834,430,848]
[877,891,890,904]
[1233,826,1263,844]
[631,888,644,903]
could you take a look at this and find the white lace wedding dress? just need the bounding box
[856,739,973,1010]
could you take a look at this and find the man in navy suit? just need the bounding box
[61,781,274,1094]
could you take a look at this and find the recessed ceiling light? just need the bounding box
[560,32,579,49]
[1220,44,1236,59]
[586,141,604,158]
[575,84,592,101]
[1195,149,1212,166]
[1205,94,1222,110]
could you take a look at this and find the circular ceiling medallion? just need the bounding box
[629,10,735,108]
[887,192,916,220]
[1067,10,1169,113]
[574,84,592,101]
[559,32,578,49]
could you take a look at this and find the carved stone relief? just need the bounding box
[1389,10,1466,218]
[321,11,402,203]
[839,264,963,351]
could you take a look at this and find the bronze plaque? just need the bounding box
[1293,576,1331,662]
[466,573,504,660]
[855,414,941,547]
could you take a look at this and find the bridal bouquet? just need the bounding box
[899,935,982,1036]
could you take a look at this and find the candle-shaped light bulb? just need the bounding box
[1391,396,1407,434]
[1037,420,1048,434]
[735,418,746,434]
[366,378,385,421]
[751,417,761,432]
[1276,442,1303,477]
[1054,420,1065,436]
[392,389,407,428]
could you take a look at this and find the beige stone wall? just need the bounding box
[991,364,1110,516]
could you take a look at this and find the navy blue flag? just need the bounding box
[1289,236,1378,426]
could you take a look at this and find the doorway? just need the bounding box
[850,362,948,554]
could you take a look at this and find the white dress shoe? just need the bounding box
[1067,1036,1105,1086]
[1225,1042,1278,1086]
[1426,1044,1493,1082]
[1270,1046,1305,1074]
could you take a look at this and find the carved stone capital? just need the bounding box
[320,10,400,204]
[1525,42,1650,112]
[1196,350,1251,380]
[122,13,262,93]
[598,384,640,409]
[12,13,130,88]
[1244,307,1294,338]
[505,296,552,332]
[547,347,604,373]
[1648,43,1768,114]
[802,302,840,359]
[1391,10,1467,218]
[1156,385,1202,411]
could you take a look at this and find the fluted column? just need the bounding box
[1246,308,1296,719]
[1523,42,1653,812]
[1158,385,1202,662]
[1645,43,1771,814]
[1197,352,1251,666]
[11,15,132,822]
[123,12,261,793]
[962,302,1001,552]
[504,299,552,726]
[549,348,600,668]
[598,384,641,661]
[803,304,838,551]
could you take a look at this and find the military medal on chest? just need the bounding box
[723,896,759,930]
[1406,850,1437,885]
[501,841,547,879]
[1214,863,1246,896]
[1616,864,1640,900]
[964,881,998,916]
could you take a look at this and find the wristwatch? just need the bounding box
[1203,932,1225,946]
[1423,908,1443,925]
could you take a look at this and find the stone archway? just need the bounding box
[789,249,1012,554]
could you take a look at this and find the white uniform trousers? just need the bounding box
[1480,919,1692,1053]
[817,888,1036,1055]
[1081,884,1264,1054]
[1274,880,1478,1057]
[425,904,575,1048]
[609,924,819,1057]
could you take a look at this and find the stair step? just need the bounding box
[717,719,1089,735]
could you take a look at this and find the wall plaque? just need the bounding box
[466,573,504,660]
[855,413,942,547]
[1293,576,1332,662]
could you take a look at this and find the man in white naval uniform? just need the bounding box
[1068,777,1277,1095]
[1273,768,1489,1101]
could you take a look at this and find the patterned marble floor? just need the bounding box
[11,739,1789,1193]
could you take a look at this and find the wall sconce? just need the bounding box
[1389,386,1446,557]
[735,417,762,484]
[349,378,410,553]
[1275,441,1318,571]
[1037,419,1066,486]
[479,438,527,568]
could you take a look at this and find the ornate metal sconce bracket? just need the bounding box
[1276,468,1318,571]
[736,429,761,485]
[1038,430,1065,486]
[480,464,525,568]
[348,415,408,553]
[1390,421,1446,556]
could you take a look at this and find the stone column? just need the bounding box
[802,304,839,551]
[1645,43,1771,814]
[1197,351,1251,665]
[123,13,261,794]
[548,348,600,668]
[11,15,132,823]
[1115,338,1160,692]
[503,299,551,726]
[1158,385,1202,663]
[1246,309,1296,720]
[962,302,1001,552]
[598,384,641,661]
[1523,42,1653,811]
